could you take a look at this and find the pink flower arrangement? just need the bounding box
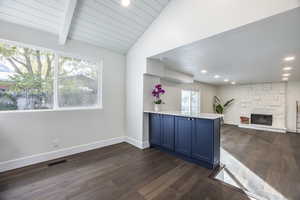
[152,84,165,104]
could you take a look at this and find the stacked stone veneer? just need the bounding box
[219,83,286,129]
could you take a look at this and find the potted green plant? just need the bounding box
[213,96,234,124]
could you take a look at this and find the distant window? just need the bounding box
[0,41,102,112]
[181,90,200,113]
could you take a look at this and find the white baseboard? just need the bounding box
[0,137,125,173]
[287,128,299,133]
[224,122,238,126]
[125,137,150,149]
[238,124,286,133]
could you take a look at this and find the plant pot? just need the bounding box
[154,104,161,112]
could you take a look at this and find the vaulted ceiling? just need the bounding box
[0,0,170,54]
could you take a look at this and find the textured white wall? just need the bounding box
[217,83,286,129]
[0,21,126,162]
[126,0,300,144]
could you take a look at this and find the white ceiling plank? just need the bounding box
[59,0,78,45]
[70,26,133,48]
[72,19,139,41]
[81,3,147,32]
[71,34,129,54]
[88,0,153,25]
[106,0,155,23]
[13,0,63,18]
[0,0,170,53]
[111,0,157,18]
[0,13,57,34]
[71,20,136,43]
[0,2,59,25]
[140,0,162,13]
[154,0,170,7]
[73,12,142,39]
[0,0,64,34]
[71,33,131,51]
[33,0,65,12]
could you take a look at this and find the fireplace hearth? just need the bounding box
[251,114,273,126]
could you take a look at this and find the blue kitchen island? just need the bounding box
[144,111,222,169]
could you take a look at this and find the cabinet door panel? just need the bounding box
[175,117,192,156]
[161,115,175,150]
[191,119,213,162]
[150,114,161,145]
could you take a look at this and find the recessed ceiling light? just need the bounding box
[214,75,220,79]
[282,77,289,81]
[201,70,207,74]
[284,56,295,61]
[283,66,293,71]
[121,0,130,7]
[231,81,236,85]
[224,79,229,82]
[282,73,291,77]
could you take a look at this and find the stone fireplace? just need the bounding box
[251,114,273,126]
[219,83,287,133]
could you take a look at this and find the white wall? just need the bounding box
[126,0,300,145]
[143,76,217,113]
[217,83,286,129]
[0,21,126,163]
[286,81,300,132]
[160,80,217,113]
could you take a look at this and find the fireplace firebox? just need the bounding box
[251,114,273,126]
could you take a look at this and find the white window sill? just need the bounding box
[0,106,103,114]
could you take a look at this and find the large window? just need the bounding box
[0,41,102,111]
[181,90,200,113]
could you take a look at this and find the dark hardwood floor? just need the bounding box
[2,125,299,200]
[0,139,251,200]
[220,125,300,200]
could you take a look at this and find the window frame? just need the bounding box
[0,39,103,113]
[181,89,201,113]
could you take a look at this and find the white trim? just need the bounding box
[125,137,150,149]
[53,53,59,109]
[238,124,287,133]
[287,128,299,133]
[0,137,125,173]
[0,106,103,115]
[143,140,150,149]
[59,0,78,45]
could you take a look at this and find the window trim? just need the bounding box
[0,39,103,113]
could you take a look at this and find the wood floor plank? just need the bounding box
[3,125,298,200]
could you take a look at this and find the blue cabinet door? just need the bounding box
[191,119,213,162]
[175,117,192,156]
[161,115,175,150]
[149,114,161,146]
